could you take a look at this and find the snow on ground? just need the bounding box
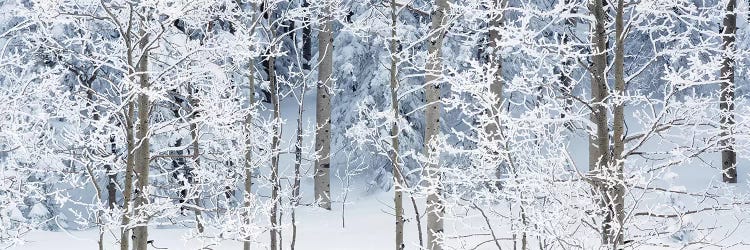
[16,191,409,250]
[11,90,750,250]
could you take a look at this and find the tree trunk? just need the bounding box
[291,87,305,250]
[314,1,334,210]
[588,0,612,245]
[486,0,506,190]
[120,25,137,250]
[610,0,626,246]
[389,1,404,249]
[302,0,312,72]
[120,100,135,250]
[269,52,281,250]
[487,0,504,127]
[559,0,575,121]
[589,0,609,174]
[243,2,258,250]
[720,0,737,183]
[243,59,255,250]
[292,2,312,249]
[189,89,205,233]
[108,135,117,210]
[81,67,106,250]
[132,28,151,250]
[425,0,449,249]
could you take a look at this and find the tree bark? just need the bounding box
[720,0,737,183]
[559,0,575,121]
[107,136,117,210]
[302,0,313,72]
[588,0,612,245]
[120,100,135,250]
[389,1,404,249]
[269,51,281,250]
[189,89,205,233]
[291,86,305,250]
[243,58,255,250]
[120,14,137,249]
[486,0,506,190]
[425,0,449,249]
[610,0,626,246]
[589,0,609,175]
[292,2,312,249]
[487,0,504,129]
[314,0,334,210]
[132,28,151,250]
[242,3,257,250]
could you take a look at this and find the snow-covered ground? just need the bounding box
[17,191,404,250]
[12,101,750,250]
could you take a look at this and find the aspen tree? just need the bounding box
[720,0,737,183]
[587,3,610,240]
[610,0,626,245]
[291,1,313,248]
[389,1,404,249]
[242,55,255,250]
[315,0,334,210]
[425,0,449,249]
[241,2,258,249]
[132,25,152,250]
[119,7,136,250]
[269,37,281,250]
[486,0,506,191]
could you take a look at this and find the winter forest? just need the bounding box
[5,0,750,249]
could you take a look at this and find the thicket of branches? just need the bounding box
[1,0,750,249]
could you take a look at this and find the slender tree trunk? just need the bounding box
[487,0,504,129]
[314,0,334,210]
[291,2,312,249]
[82,69,106,250]
[121,100,135,250]
[589,0,609,174]
[83,162,105,250]
[302,0,312,72]
[425,0,449,249]
[389,1,404,249]
[120,21,137,249]
[589,0,612,245]
[291,45,309,250]
[559,0,575,121]
[610,0,626,246]
[242,2,258,250]
[243,57,255,250]
[132,28,151,250]
[87,77,118,211]
[108,135,117,209]
[87,77,118,210]
[291,92,304,250]
[189,90,205,233]
[486,0,506,191]
[720,0,737,183]
[269,52,281,250]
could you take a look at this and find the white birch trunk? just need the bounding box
[610,0,626,246]
[389,1,404,249]
[132,28,151,250]
[269,53,281,250]
[314,1,334,210]
[425,0,449,249]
